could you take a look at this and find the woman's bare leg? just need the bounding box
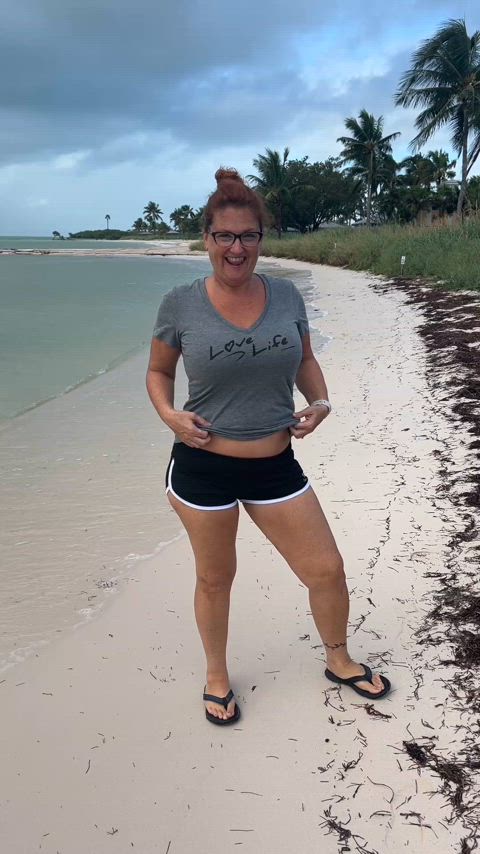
[244,489,386,693]
[168,494,240,720]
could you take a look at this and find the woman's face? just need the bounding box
[204,205,262,288]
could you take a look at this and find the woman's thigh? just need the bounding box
[168,493,239,581]
[243,488,342,586]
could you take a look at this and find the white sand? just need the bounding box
[0,259,473,853]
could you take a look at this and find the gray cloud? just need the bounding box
[1,0,323,163]
[1,0,479,232]
[2,0,478,168]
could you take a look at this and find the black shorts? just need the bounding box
[165,442,310,511]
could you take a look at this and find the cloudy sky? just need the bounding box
[1,0,479,234]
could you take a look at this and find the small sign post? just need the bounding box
[400,255,406,275]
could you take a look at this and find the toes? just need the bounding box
[207,704,221,718]
[206,702,234,719]
[356,676,384,694]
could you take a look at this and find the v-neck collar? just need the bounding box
[199,274,271,333]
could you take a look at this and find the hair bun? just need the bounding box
[204,165,269,231]
[215,167,243,186]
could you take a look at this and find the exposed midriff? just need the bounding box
[202,428,291,458]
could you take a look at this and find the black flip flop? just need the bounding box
[324,663,391,699]
[203,687,241,725]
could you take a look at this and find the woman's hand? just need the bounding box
[289,405,329,439]
[164,410,212,448]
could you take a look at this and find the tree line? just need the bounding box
[131,201,204,237]
[128,145,477,239]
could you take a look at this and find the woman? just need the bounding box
[146,169,391,725]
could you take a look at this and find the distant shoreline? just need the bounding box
[0,240,200,257]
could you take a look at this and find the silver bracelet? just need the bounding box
[310,399,332,413]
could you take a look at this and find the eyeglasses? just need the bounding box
[209,231,263,247]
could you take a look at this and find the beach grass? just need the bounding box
[191,215,480,290]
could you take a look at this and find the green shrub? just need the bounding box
[260,218,480,291]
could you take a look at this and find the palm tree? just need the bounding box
[132,218,146,232]
[395,18,480,216]
[143,201,163,233]
[426,149,457,189]
[249,147,291,237]
[337,110,400,225]
[170,205,194,233]
[399,154,435,188]
[105,214,110,231]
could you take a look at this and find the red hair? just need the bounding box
[203,168,269,231]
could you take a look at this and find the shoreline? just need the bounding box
[0,239,198,257]
[1,258,479,852]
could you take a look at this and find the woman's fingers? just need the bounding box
[189,432,211,447]
[166,410,212,447]
[289,427,305,439]
[194,415,212,428]
[290,407,326,439]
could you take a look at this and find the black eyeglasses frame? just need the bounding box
[208,231,263,247]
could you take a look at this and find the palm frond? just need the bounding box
[450,107,468,153]
[467,128,480,173]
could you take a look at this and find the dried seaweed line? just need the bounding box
[370,278,480,847]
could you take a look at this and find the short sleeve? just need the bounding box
[292,283,309,337]
[153,289,181,349]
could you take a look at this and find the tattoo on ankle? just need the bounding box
[324,641,347,650]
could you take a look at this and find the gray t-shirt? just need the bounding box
[153,274,309,441]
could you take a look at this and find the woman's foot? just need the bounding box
[203,676,237,721]
[325,658,387,695]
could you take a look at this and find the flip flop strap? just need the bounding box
[203,689,234,708]
[349,664,373,685]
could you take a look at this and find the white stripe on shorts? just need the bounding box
[240,481,311,505]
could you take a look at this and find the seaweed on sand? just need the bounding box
[372,278,480,849]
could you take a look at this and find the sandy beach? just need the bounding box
[1,257,479,853]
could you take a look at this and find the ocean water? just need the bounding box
[0,253,209,420]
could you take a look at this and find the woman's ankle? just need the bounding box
[206,667,229,685]
[325,645,351,670]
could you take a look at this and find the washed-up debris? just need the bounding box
[371,279,480,847]
[320,806,380,854]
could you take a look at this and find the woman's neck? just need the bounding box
[207,273,261,300]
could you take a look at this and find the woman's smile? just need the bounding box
[204,206,261,287]
[225,255,246,266]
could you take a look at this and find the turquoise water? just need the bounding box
[0,253,209,420]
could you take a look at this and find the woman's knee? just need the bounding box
[195,565,236,595]
[301,550,345,590]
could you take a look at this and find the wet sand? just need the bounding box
[1,259,479,853]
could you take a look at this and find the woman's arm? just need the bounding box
[291,334,331,439]
[146,337,179,422]
[295,335,329,403]
[146,338,211,447]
